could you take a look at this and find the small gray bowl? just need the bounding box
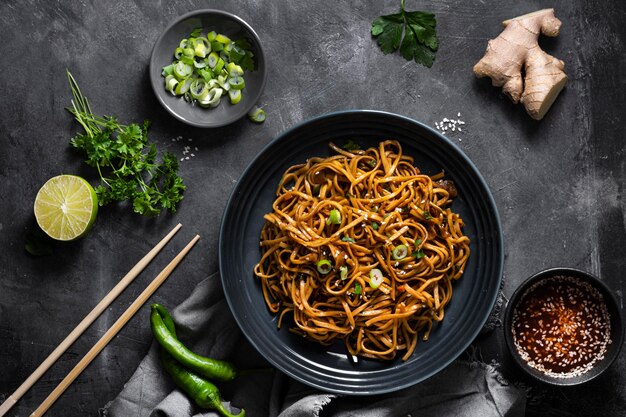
[149,9,266,128]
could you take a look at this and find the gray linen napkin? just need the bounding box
[102,273,525,417]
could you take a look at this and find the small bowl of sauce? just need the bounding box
[504,268,623,385]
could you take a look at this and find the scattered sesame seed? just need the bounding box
[434,113,466,135]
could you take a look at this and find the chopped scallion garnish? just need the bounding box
[316,259,332,274]
[339,266,348,280]
[327,209,341,225]
[369,268,384,288]
[248,106,266,123]
[161,28,255,111]
[392,244,408,260]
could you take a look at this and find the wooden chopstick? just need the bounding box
[29,234,200,417]
[0,223,182,417]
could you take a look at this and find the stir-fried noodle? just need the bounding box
[254,140,470,360]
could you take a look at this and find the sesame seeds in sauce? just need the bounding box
[511,275,612,378]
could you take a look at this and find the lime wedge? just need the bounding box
[34,175,98,241]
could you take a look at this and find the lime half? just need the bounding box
[34,175,98,241]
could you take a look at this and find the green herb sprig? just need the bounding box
[66,70,185,216]
[371,0,438,68]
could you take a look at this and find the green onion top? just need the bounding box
[392,244,408,260]
[327,209,341,225]
[369,268,384,288]
[339,266,348,280]
[316,259,332,275]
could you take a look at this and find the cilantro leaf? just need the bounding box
[371,0,438,68]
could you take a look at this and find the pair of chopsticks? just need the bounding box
[0,224,199,417]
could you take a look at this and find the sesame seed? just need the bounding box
[511,275,612,378]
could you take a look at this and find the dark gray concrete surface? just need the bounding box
[0,0,624,416]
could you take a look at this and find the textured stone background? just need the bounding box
[0,0,624,416]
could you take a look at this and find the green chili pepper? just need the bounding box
[153,303,177,336]
[150,304,237,382]
[160,349,245,417]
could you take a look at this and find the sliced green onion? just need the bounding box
[164,75,178,94]
[369,268,384,288]
[228,89,241,104]
[174,78,192,95]
[392,244,408,260]
[173,61,193,79]
[227,62,244,77]
[339,266,348,280]
[354,283,362,295]
[194,37,210,58]
[217,75,231,91]
[248,106,266,123]
[228,76,245,90]
[183,55,196,66]
[214,57,225,73]
[326,209,341,225]
[215,33,231,44]
[190,79,209,100]
[164,28,256,112]
[412,249,425,259]
[207,52,219,69]
[161,64,174,77]
[210,41,224,52]
[197,68,213,81]
[371,222,379,231]
[341,236,355,243]
[316,259,332,275]
[206,87,223,107]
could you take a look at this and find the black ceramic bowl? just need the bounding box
[219,110,504,395]
[504,267,623,386]
[149,10,266,128]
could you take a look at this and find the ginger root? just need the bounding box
[473,9,567,120]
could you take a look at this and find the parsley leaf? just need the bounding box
[371,0,438,68]
[67,71,186,217]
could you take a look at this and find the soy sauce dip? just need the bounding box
[511,275,612,378]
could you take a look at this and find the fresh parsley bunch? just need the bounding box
[67,71,185,216]
[371,0,438,68]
